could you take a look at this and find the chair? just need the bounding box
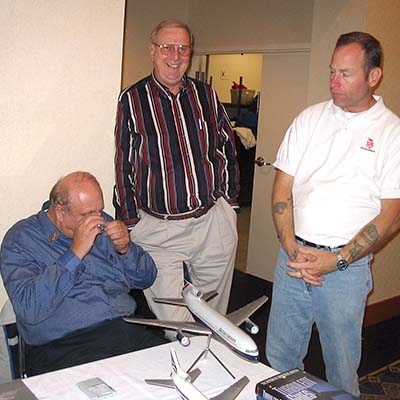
[0,300,26,381]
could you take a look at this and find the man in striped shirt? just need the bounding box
[113,19,239,330]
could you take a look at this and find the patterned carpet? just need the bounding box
[360,360,400,399]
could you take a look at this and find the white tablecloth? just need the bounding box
[23,336,277,399]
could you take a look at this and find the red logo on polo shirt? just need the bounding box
[360,137,375,152]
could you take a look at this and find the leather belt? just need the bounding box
[295,235,345,251]
[144,204,214,221]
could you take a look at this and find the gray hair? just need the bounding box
[150,19,194,46]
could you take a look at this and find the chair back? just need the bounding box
[0,300,26,381]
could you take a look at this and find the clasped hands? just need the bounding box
[285,245,338,286]
[70,213,130,260]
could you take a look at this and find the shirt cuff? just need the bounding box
[58,250,85,274]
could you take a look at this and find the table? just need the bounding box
[22,336,277,399]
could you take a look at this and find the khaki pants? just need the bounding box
[130,198,238,331]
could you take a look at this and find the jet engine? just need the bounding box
[176,330,191,346]
[244,319,259,335]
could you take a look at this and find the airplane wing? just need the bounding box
[153,297,186,306]
[210,376,249,400]
[145,368,202,388]
[225,296,268,326]
[145,378,175,388]
[201,290,218,302]
[123,317,212,335]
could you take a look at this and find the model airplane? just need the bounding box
[124,282,268,361]
[146,347,249,400]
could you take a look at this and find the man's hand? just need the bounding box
[286,248,338,286]
[282,243,322,285]
[104,220,130,254]
[70,214,105,260]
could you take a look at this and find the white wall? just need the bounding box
[307,0,365,105]
[0,0,125,307]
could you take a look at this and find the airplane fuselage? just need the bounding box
[172,373,209,400]
[182,286,259,361]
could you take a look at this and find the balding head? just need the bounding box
[49,171,101,208]
[47,171,104,238]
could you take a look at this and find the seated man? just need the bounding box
[0,171,167,376]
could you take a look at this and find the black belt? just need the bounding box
[144,203,214,221]
[295,236,345,251]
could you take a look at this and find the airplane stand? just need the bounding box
[187,334,236,379]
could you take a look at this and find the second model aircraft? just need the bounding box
[124,282,268,361]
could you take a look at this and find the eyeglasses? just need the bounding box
[152,43,192,57]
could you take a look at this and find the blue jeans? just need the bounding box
[266,246,373,396]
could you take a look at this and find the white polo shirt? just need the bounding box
[274,96,400,246]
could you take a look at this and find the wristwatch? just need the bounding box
[337,252,349,271]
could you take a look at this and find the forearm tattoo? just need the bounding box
[360,224,379,246]
[273,196,293,249]
[272,201,288,215]
[348,240,363,262]
[273,196,292,216]
[348,224,379,262]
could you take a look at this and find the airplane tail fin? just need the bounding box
[170,348,189,381]
[183,261,191,283]
[145,350,201,389]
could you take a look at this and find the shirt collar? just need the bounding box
[150,72,188,97]
[331,95,384,120]
[38,201,68,243]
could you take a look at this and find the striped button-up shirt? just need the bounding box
[114,74,239,227]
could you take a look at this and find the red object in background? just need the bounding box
[232,81,247,90]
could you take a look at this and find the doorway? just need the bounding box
[190,51,310,279]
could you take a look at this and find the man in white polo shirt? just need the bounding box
[266,32,400,396]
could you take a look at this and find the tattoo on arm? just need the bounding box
[273,196,292,216]
[273,195,294,251]
[290,249,298,261]
[348,225,379,262]
[272,202,288,215]
[360,224,379,246]
[349,240,363,262]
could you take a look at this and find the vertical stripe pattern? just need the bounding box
[114,74,239,227]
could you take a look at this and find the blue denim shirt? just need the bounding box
[0,202,157,345]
